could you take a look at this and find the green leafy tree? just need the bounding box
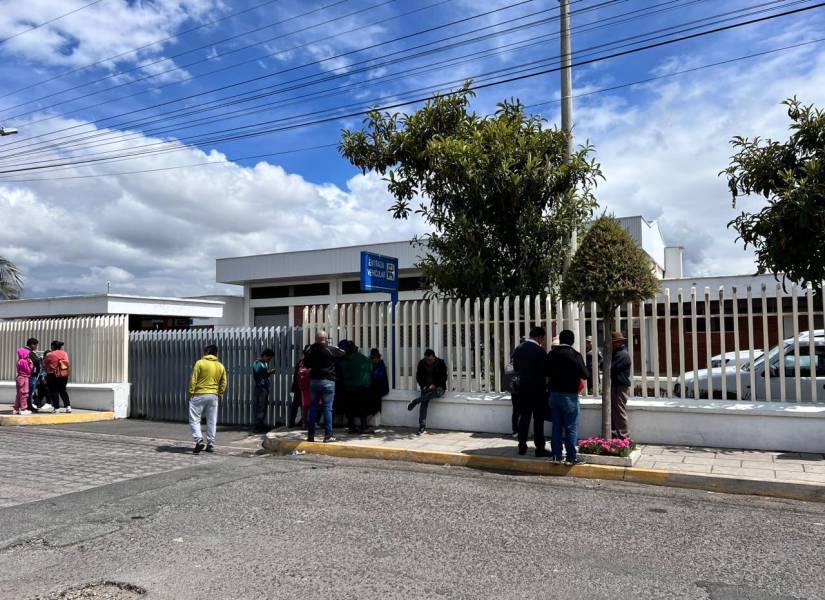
[723,97,825,288]
[561,215,659,438]
[340,83,603,297]
[0,257,23,300]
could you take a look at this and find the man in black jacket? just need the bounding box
[512,326,549,457]
[408,349,447,435]
[547,329,589,464]
[304,331,346,443]
[610,331,632,439]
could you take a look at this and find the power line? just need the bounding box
[0,0,285,101]
[1,0,538,121]
[0,0,808,167]
[0,144,340,183]
[0,0,455,147]
[526,36,825,108]
[0,0,796,161]
[3,33,820,185]
[3,0,696,157]
[0,0,106,46]
[0,0,362,114]
[2,1,822,176]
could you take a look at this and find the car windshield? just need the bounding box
[749,344,787,372]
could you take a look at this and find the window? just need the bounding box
[342,277,422,294]
[250,282,330,299]
[398,276,423,292]
[292,282,330,297]
[784,353,811,377]
[250,285,290,299]
[781,345,825,377]
[341,280,362,295]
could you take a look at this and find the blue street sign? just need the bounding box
[360,251,399,293]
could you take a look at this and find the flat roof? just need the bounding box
[217,240,424,285]
[216,217,668,285]
[0,294,225,320]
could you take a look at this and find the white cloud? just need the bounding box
[0,0,224,69]
[0,118,427,298]
[576,42,825,277]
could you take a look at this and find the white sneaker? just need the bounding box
[19,410,32,416]
[41,404,54,413]
[12,409,20,415]
[65,407,72,413]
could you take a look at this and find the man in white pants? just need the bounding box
[188,344,228,454]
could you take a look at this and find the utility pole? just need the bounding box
[559,0,579,347]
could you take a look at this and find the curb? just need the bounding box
[264,437,825,504]
[0,411,115,426]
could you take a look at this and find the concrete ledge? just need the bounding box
[265,435,825,504]
[0,382,130,418]
[381,390,825,453]
[0,410,115,426]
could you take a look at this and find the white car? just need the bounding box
[709,350,763,369]
[675,331,825,401]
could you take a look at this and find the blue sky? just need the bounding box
[0,0,824,297]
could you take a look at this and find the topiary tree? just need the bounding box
[561,215,659,438]
[0,256,23,300]
[723,97,825,288]
[339,82,602,298]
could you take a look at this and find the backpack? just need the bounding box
[504,359,520,394]
[55,357,71,378]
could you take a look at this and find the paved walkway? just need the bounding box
[268,426,825,486]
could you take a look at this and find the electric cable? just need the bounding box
[0,0,106,46]
[1,0,540,121]
[0,0,286,100]
[3,33,822,184]
[1,1,821,175]
[0,0,799,162]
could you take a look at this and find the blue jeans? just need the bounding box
[309,379,335,439]
[549,392,580,461]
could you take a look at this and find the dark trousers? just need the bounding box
[47,375,70,409]
[510,392,519,434]
[253,386,269,429]
[409,387,444,427]
[517,393,546,454]
[345,386,370,431]
[611,385,631,439]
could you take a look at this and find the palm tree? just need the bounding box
[0,256,23,300]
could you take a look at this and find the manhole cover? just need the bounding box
[37,581,146,599]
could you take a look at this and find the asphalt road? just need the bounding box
[1,424,824,600]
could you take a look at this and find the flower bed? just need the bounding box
[578,437,636,457]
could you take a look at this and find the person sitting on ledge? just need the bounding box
[407,349,447,436]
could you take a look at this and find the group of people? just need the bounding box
[510,327,631,464]
[13,338,72,415]
[183,328,631,457]
[184,334,392,453]
[294,332,390,443]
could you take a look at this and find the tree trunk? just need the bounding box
[601,313,614,439]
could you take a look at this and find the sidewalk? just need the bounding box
[264,426,825,503]
[0,404,114,426]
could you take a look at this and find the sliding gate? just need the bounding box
[129,326,301,425]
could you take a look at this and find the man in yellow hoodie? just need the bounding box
[188,344,227,454]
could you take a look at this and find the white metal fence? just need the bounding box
[0,316,128,383]
[129,326,301,425]
[302,283,825,404]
